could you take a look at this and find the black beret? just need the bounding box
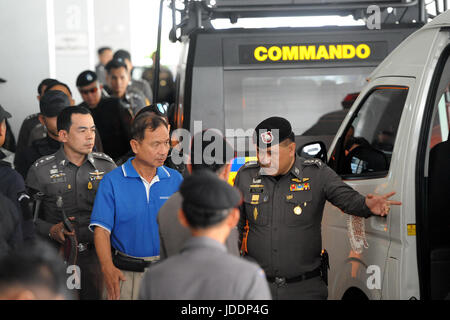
[0,105,11,122]
[76,70,97,87]
[113,49,131,62]
[39,90,71,117]
[253,116,295,149]
[180,170,242,228]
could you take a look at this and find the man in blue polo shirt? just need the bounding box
[90,113,182,300]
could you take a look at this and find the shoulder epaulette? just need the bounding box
[25,113,39,121]
[243,161,258,168]
[301,158,323,168]
[91,152,115,164]
[34,155,56,167]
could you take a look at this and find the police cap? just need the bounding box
[180,170,242,228]
[253,116,295,149]
[113,49,131,62]
[76,70,97,87]
[0,105,11,122]
[39,90,71,117]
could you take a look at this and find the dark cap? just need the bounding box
[180,170,242,228]
[0,105,12,122]
[113,49,131,62]
[76,70,97,87]
[39,90,71,117]
[253,116,295,149]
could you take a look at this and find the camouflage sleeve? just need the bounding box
[320,165,372,218]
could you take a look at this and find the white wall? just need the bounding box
[0,0,52,139]
[1,0,179,138]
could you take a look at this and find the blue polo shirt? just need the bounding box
[89,158,183,258]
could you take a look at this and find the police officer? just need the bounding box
[104,59,147,116]
[141,51,175,104]
[76,70,132,162]
[139,170,271,300]
[113,49,153,103]
[234,116,401,300]
[0,105,34,244]
[14,91,69,179]
[26,106,116,300]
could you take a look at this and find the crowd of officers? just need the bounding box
[0,47,400,300]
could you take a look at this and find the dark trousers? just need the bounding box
[269,276,328,300]
[76,248,103,300]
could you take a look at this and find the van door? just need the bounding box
[417,43,450,300]
[322,78,414,300]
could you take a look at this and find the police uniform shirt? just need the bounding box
[78,97,132,161]
[14,135,61,179]
[139,236,271,300]
[15,113,45,155]
[25,147,116,243]
[130,79,153,104]
[234,156,372,279]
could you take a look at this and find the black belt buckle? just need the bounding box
[274,277,286,287]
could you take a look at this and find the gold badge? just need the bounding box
[303,178,310,182]
[286,194,293,200]
[68,184,71,190]
[88,181,93,190]
[251,194,259,205]
[253,207,258,220]
[294,205,302,215]
[291,178,301,183]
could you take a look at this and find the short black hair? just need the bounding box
[37,78,59,95]
[113,49,131,62]
[0,241,69,298]
[98,47,112,55]
[190,130,235,174]
[131,112,168,141]
[57,106,91,132]
[105,59,128,74]
[46,81,73,97]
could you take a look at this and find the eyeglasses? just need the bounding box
[80,87,99,95]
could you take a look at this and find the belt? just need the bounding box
[112,249,160,272]
[266,268,321,287]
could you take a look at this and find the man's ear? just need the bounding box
[38,114,45,126]
[218,163,232,181]
[289,141,296,157]
[130,139,139,155]
[186,163,192,174]
[58,129,68,143]
[177,209,189,228]
[226,208,240,229]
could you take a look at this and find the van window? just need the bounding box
[329,86,408,177]
[223,67,370,137]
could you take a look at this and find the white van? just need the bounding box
[301,10,450,300]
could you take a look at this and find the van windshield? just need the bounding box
[223,67,371,141]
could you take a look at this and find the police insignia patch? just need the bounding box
[260,131,273,144]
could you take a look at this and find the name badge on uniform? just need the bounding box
[251,194,259,205]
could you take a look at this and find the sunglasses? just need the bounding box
[80,87,99,95]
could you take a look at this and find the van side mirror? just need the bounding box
[297,141,327,163]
